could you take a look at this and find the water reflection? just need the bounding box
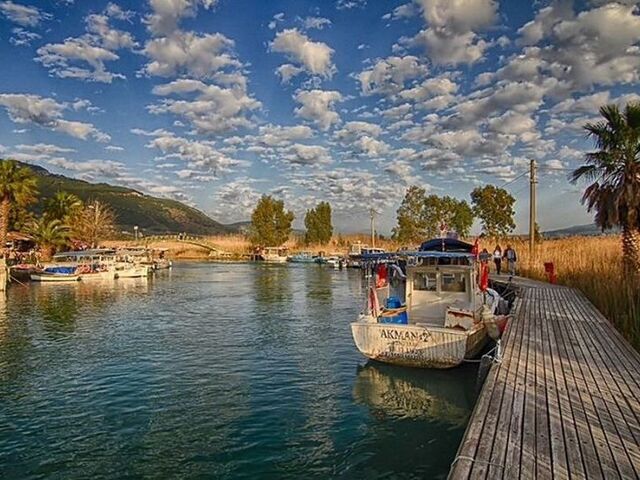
[353,361,476,426]
[0,263,477,479]
[253,264,292,306]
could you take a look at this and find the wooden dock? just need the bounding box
[449,276,640,479]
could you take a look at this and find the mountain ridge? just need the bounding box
[18,162,234,235]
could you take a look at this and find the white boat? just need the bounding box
[350,238,505,369]
[347,243,385,268]
[115,263,150,278]
[257,247,288,263]
[31,266,80,282]
[49,249,117,281]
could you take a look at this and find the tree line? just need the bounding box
[392,184,516,244]
[248,196,333,246]
[0,160,116,258]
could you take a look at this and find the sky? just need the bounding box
[0,0,639,234]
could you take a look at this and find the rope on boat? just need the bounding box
[462,340,502,364]
[378,306,408,317]
[9,274,27,287]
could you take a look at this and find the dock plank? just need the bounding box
[448,276,640,480]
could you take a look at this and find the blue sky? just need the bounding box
[1,0,639,234]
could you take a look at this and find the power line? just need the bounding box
[499,170,528,188]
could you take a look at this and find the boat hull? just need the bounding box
[31,273,80,282]
[115,265,149,278]
[350,320,488,369]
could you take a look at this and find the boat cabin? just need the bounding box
[405,254,479,329]
[53,249,117,266]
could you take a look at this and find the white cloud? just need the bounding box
[35,5,137,83]
[9,27,40,46]
[145,0,218,36]
[36,37,124,83]
[358,55,427,95]
[300,16,331,30]
[149,78,261,133]
[335,121,383,140]
[85,13,137,50]
[386,2,419,20]
[16,143,75,155]
[336,0,366,10]
[142,130,247,174]
[271,29,335,80]
[516,3,640,89]
[253,124,314,147]
[0,1,50,27]
[283,144,332,165]
[0,93,110,142]
[407,0,498,65]
[294,89,343,130]
[142,31,242,79]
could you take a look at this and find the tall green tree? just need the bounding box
[392,187,475,242]
[44,191,83,222]
[470,185,516,237]
[304,201,333,244]
[72,200,116,247]
[0,160,38,246]
[28,218,70,259]
[571,102,640,274]
[249,195,294,246]
[392,186,428,243]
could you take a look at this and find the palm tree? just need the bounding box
[0,160,38,247]
[571,102,640,274]
[28,218,70,260]
[72,200,116,248]
[44,191,83,222]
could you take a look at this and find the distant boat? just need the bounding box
[115,263,150,278]
[288,251,316,263]
[257,247,288,263]
[48,249,117,280]
[350,238,506,369]
[346,242,385,268]
[31,266,80,282]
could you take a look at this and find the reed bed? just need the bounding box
[483,235,640,351]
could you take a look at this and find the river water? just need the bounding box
[0,263,478,479]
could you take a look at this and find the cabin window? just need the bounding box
[441,273,467,293]
[413,272,437,291]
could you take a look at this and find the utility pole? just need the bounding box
[529,159,537,265]
[370,208,376,248]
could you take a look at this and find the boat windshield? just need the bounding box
[441,272,467,292]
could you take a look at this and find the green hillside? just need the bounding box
[21,163,231,235]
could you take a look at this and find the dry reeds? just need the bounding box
[486,236,640,351]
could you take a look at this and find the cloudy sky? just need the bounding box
[1,0,639,233]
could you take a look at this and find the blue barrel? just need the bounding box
[380,296,408,324]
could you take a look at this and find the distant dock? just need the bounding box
[449,276,640,479]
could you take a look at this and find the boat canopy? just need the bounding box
[419,238,473,253]
[360,250,474,261]
[54,249,116,258]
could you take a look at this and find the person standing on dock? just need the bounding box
[493,244,502,274]
[503,244,517,275]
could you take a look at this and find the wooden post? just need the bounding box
[370,208,376,248]
[529,159,537,267]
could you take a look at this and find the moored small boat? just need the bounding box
[257,247,288,263]
[350,238,507,369]
[288,251,316,263]
[31,266,80,282]
[115,263,150,278]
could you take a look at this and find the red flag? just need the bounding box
[471,237,479,259]
[480,263,489,291]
